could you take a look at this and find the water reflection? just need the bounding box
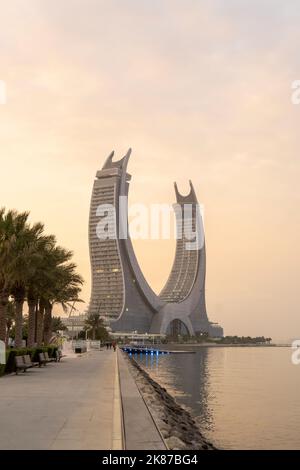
[135,348,213,434]
[135,347,300,449]
[133,352,160,370]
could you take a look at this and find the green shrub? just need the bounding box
[30,345,58,362]
[4,348,28,374]
[31,346,48,362]
[0,345,58,376]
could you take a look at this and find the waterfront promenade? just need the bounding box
[0,350,122,450]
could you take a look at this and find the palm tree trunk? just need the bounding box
[0,291,9,343]
[43,301,53,345]
[0,306,7,343]
[6,320,12,347]
[15,299,24,348]
[36,302,44,346]
[27,299,36,348]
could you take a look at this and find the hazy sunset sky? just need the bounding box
[1,0,300,340]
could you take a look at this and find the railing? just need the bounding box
[71,340,101,351]
[89,340,101,350]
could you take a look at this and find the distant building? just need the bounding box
[88,149,223,337]
[208,322,224,338]
[61,315,87,337]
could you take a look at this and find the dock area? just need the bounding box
[121,346,195,355]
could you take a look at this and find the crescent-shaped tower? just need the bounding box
[88,150,223,337]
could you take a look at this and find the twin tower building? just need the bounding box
[88,149,223,337]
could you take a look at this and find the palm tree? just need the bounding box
[52,316,67,333]
[0,281,7,343]
[1,207,83,348]
[26,285,39,348]
[24,235,57,347]
[10,223,53,348]
[33,245,83,345]
[85,313,104,340]
[5,300,16,346]
[24,242,83,346]
[43,263,83,345]
[0,209,29,343]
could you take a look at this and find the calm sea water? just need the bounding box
[134,347,300,449]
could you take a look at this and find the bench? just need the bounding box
[44,351,56,363]
[15,356,31,375]
[38,352,48,366]
[23,354,39,369]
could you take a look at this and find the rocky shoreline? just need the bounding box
[125,354,216,450]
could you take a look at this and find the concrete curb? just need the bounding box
[117,349,166,450]
[112,351,123,449]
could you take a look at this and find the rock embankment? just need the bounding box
[125,355,216,450]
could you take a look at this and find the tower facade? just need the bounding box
[88,149,221,336]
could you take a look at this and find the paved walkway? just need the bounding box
[0,350,122,450]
